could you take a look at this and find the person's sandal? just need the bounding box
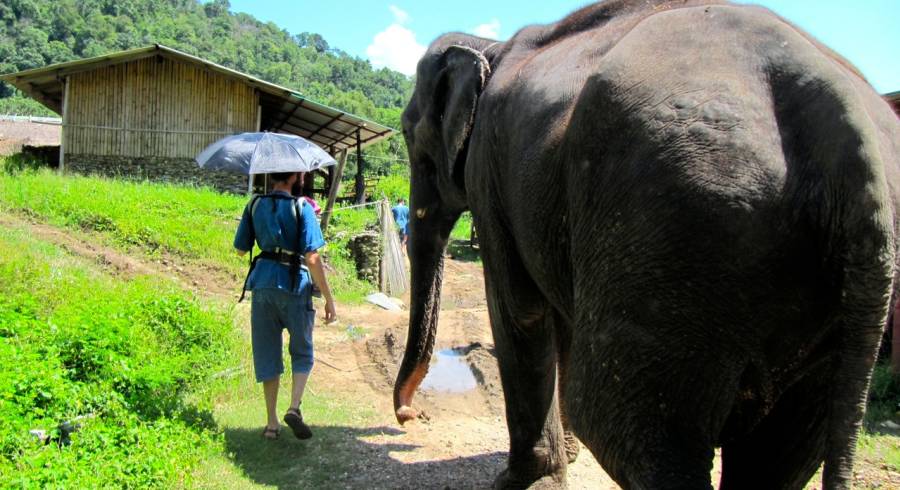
[284,407,312,439]
[262,426,280,440]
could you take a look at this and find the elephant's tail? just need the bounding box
[770,60,897,486]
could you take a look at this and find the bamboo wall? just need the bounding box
[65,56,257,159]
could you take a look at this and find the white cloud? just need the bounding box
[472,19,501,39]
[366,7,426,76]
[389,5,409,25]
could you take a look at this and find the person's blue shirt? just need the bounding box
[234,191,326,295]
[391,203,410,235]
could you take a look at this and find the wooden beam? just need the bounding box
[261,112,347,145]
[320,149,349,232]
[307,112,343,139]
[58,76,69,174]
[354,129,365,205]
[270,119,347,148]
[248,103,261,194]
[276,98,304,131]
[20,81,62,114]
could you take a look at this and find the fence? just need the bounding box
[0,114,62,125]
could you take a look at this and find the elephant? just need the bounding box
[393,1,900,488]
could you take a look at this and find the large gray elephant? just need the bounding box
[393,1,900,488]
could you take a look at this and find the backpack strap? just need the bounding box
[288,197,305,293]
[238,194,263,302]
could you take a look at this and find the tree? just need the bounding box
[0,0,413,171]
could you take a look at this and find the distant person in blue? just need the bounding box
[233,171,337,441]
[391,198,410,251]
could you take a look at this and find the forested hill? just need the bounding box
[0,0,413,135]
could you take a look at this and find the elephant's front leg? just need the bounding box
[483,269,567,488]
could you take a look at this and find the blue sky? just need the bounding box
[228,0,899,93]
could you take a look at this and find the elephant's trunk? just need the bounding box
[393,205,453,424]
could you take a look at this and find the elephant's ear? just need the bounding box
[435,45,490,181]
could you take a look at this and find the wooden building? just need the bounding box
[0,44,393,194]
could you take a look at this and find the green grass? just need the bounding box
[451,212,473,242]
[0,225,238,488]
[192,367,380,489]
[858,431,900,472]
[0,218,382,487]
[0,168,247,268]
[0,165,378,304]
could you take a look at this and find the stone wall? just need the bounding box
[347,230,382,286]
[66,154,248,194]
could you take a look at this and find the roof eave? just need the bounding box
[0,44,397,148]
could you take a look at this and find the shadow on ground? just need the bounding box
[223,425,506,489]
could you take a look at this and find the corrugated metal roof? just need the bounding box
[0,44,395,153]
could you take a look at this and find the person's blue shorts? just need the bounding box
[250,288,315,382]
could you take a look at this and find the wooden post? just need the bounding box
[354,128,365,205]
[321,149,349,231]
[247,103,262,194]
[326,145,336,200]
[59,76,70,173]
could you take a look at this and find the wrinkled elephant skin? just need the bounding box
[394,1,900,489]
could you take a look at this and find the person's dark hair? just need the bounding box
[398,198,406,204]
[270,172,296,183]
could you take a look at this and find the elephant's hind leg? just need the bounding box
[487,290,568,488]
[479,232,567,487]
[563,315,721,489]
[556,310,581,464]
[719,371,829,490]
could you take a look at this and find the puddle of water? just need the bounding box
[420,348,477,393]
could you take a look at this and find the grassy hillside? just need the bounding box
[0,165,387,487]
[0,167,377,303]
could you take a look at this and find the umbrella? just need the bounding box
[195,132,336,174]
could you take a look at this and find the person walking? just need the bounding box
[391,198,410,251]
[233,171,337,440]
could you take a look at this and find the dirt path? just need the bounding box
[312,258,615,489]
[0,212,237,300]
[6,212,897,488]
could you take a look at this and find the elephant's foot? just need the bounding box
[493,447,567,490]
[563,431,580,464]
[493,468,566,490]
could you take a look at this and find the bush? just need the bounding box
[867,363,900,427]
[373,173,409,203]
[0,226,236,487]
[1,153,45,174]
[0,96,57,117]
